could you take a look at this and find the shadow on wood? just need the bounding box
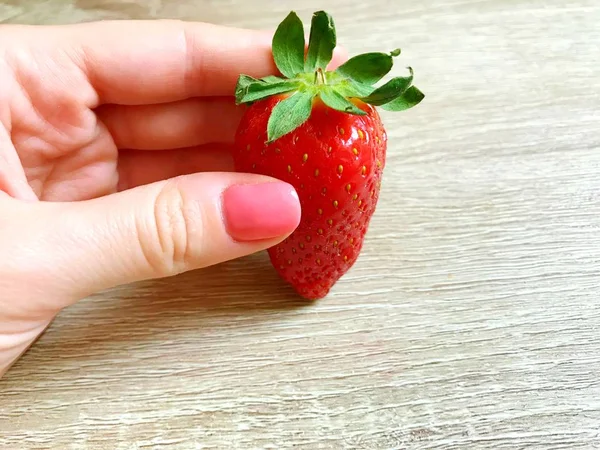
[108,251,308,312]
[16,251,312,371]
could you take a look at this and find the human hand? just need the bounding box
[0,19,344,376]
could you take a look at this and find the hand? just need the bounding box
[0,19,345,376]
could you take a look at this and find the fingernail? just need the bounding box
[222,181,301,241]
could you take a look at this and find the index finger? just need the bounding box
[60,19,278,105]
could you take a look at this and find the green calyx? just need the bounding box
[234,10,425,143]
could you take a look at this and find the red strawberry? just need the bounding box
[233,10,424,300]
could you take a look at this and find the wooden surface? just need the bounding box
[2,0,600,448]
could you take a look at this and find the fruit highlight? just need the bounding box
[233,10,424,300]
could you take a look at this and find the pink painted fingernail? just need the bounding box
[222,181,301,241]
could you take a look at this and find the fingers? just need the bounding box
[28,172,301,302]
[34,19,347,105]
[117,145,234,191]
[61,20,278,105]
[0,127,37,201]
[97,97,244,150]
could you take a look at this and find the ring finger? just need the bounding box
[117,144,234,191]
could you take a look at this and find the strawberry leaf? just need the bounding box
[380,85,425,111]
[305,11,336,72]
[267,91,315,142]
[335,50,399,85]
[272,11,306,78]
[336,79,376,98]
[319,87,366,115]
[235,75,300,104]
[359,68,414,106]
[235,10,424,132]
[234,75,256,100]
[261,75,287,83]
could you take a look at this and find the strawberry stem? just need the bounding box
[315,68,326,85]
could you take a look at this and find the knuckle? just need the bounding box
[140,180,204,276]
[178,23,206,96]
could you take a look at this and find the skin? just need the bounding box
[0,19,346,377]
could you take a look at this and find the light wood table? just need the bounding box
[2,0,600,448]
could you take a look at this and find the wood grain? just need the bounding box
[2,0,600,448]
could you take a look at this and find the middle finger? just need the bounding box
[97,97,245,151]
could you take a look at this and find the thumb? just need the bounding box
[31,172,301,303]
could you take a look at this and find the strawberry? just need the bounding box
[233,10,424,300]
